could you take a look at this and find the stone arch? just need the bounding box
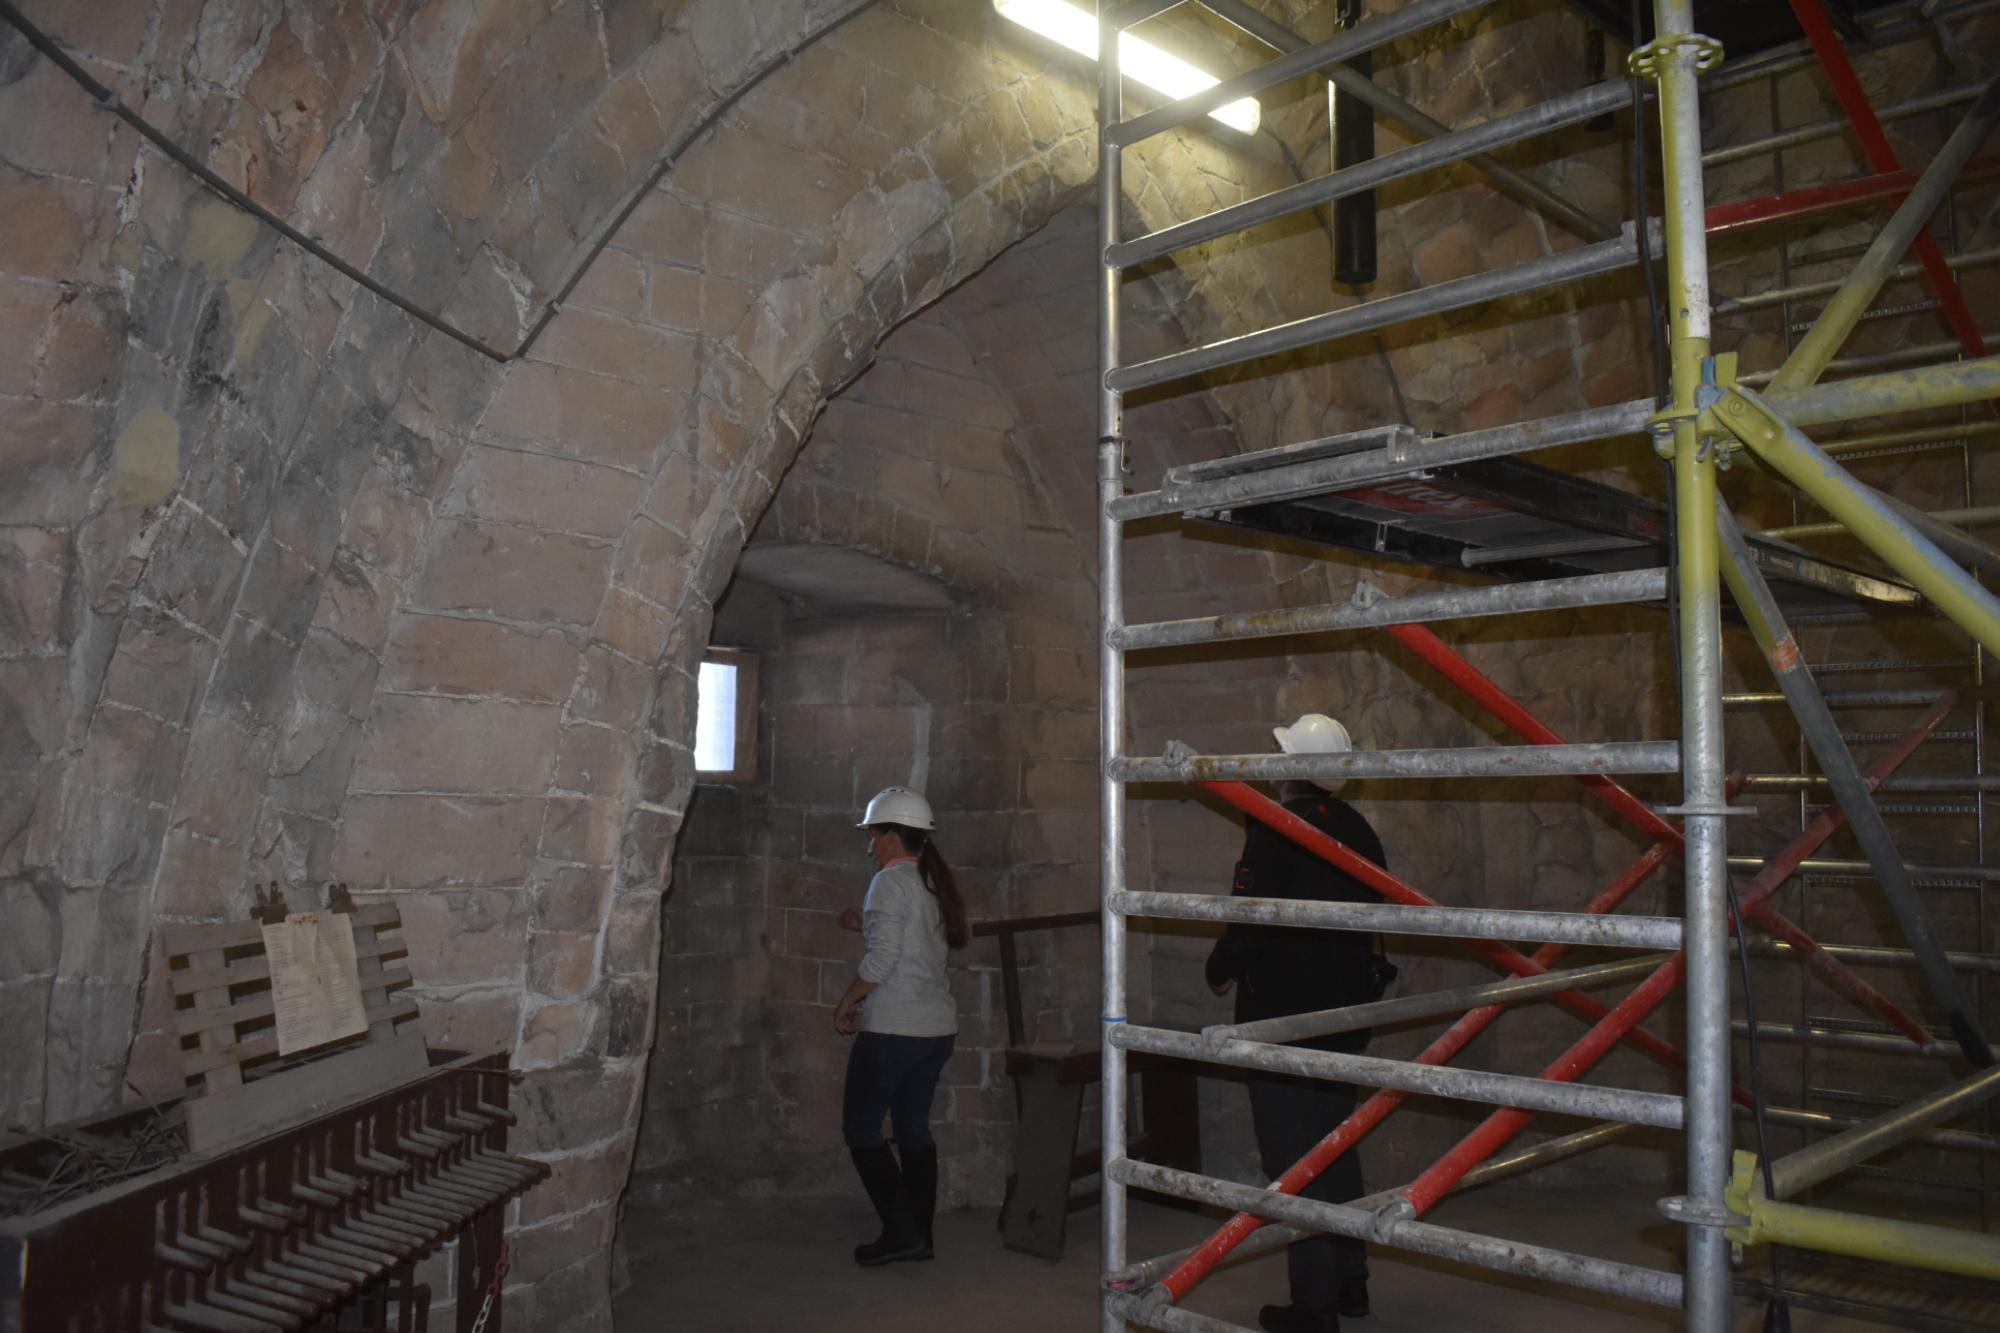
[11,0,1646,1323]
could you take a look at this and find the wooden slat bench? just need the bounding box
[974,912,1201,1262]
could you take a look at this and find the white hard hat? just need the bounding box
[857,786,935,831]
[1272,713,1352,793]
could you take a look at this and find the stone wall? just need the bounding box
[7,0,1996,1323]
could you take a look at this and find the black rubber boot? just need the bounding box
[900,1144,938,1260]
[848,1144,924,1267]
[1258,1304,1338,1333]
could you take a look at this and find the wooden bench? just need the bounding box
[976,912,1201,1262]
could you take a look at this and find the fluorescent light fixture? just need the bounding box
[995,0,1260,135]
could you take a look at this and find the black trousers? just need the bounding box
[1247,1071,1368,1310]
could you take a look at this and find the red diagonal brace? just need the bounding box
[1158,804,1692,1304]
[1395,691,1959,1215]
[1784,0,1989,361]
[1387,623,1935,1049]
[1197,780,1693,1072]
[1704,152,2000,236]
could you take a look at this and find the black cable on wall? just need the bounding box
[0,0,880,364]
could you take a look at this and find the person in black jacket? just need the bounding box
[1207,713,1386,1333]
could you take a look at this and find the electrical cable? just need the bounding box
[0,0,881,364]
[1631,0,1788,1320]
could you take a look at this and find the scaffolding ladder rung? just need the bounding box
[1110,400,1655,522]
[1112,739,1680,784]
[1107,79,1633,269]
[1112,569,1668,651]
[1105,226,1648,394]
[1110,889,1683,950]
[1112,1024,1686,1127]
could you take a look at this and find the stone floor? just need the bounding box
[611,1180,1896,1331]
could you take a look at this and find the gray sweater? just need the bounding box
[858,861,957,1037]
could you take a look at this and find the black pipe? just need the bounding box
[1330,0,1377,285]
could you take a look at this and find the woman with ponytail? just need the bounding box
[834,786,968,1267]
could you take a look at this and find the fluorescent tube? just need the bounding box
[995,0,1261,134]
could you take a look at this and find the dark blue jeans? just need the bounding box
[842,1031,955,1149]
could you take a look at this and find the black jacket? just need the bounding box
[1204,793,1387,1054]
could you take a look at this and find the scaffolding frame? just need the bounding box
[1089,2,2000,1329]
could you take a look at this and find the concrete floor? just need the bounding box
[612,1181,1895,1331]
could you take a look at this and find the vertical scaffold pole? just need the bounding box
[1648,3,1732,1329]
[1096,7,1128,1330]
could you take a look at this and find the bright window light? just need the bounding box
[695,660,739,772]
[995,0,1260,135]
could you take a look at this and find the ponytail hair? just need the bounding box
[878,822,970,949]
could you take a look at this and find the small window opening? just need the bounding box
[695,648,759,782]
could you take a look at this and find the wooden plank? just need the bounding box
[172,967,415,1037]
[179,997,420,1078]
[163,903,401,957]
[1000,1061,1087,1262]
[185,1027,431,1158]
[349,920,397,1042]
[169,933,407,996]
[188,946,244,1095]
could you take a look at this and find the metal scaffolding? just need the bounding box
[1088,2,2000,1330]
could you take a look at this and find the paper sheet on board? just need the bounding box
[259,912,369,1056]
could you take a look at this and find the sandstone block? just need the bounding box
[481,362,677,470]
[387,887,531,988]
[601,896,661,975]
[413,519,613,626]
[531,308,697,393]
[539,795,621,866]
[382,612,579,702]
[0,396,102,526]
[352,694,561,795]
[568,643,652,729]
[415,990,522,1058]
[332,794,546,889]
[532,863,613,933]
[446,443,643,539]
[528,929,597,998]
[517,1132,635,1226]
[520,999,591,1066]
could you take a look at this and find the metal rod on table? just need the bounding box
[1109,80,1633,268]
[1106,227,1645,393]
[1717,384,2000,658]
[1198,0,1618,242]
[1209,956,1672,1046]
[1115,1023,1686,1127]
[1114,569,1666,651]
[1726,687,1956,708]
[1116,889,1683,950]
[1715,246,2000,314]
[1716,503,1993,1064]
[1115,1160,1685,1307]
[1114,740,1680,784]
[1102,0,1493,147]
[1095,14,1128,1330]
[1768,1070,2000,1194]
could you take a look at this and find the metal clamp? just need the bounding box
[1657,1194,1749,1229]
[1628,32,1724,79]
